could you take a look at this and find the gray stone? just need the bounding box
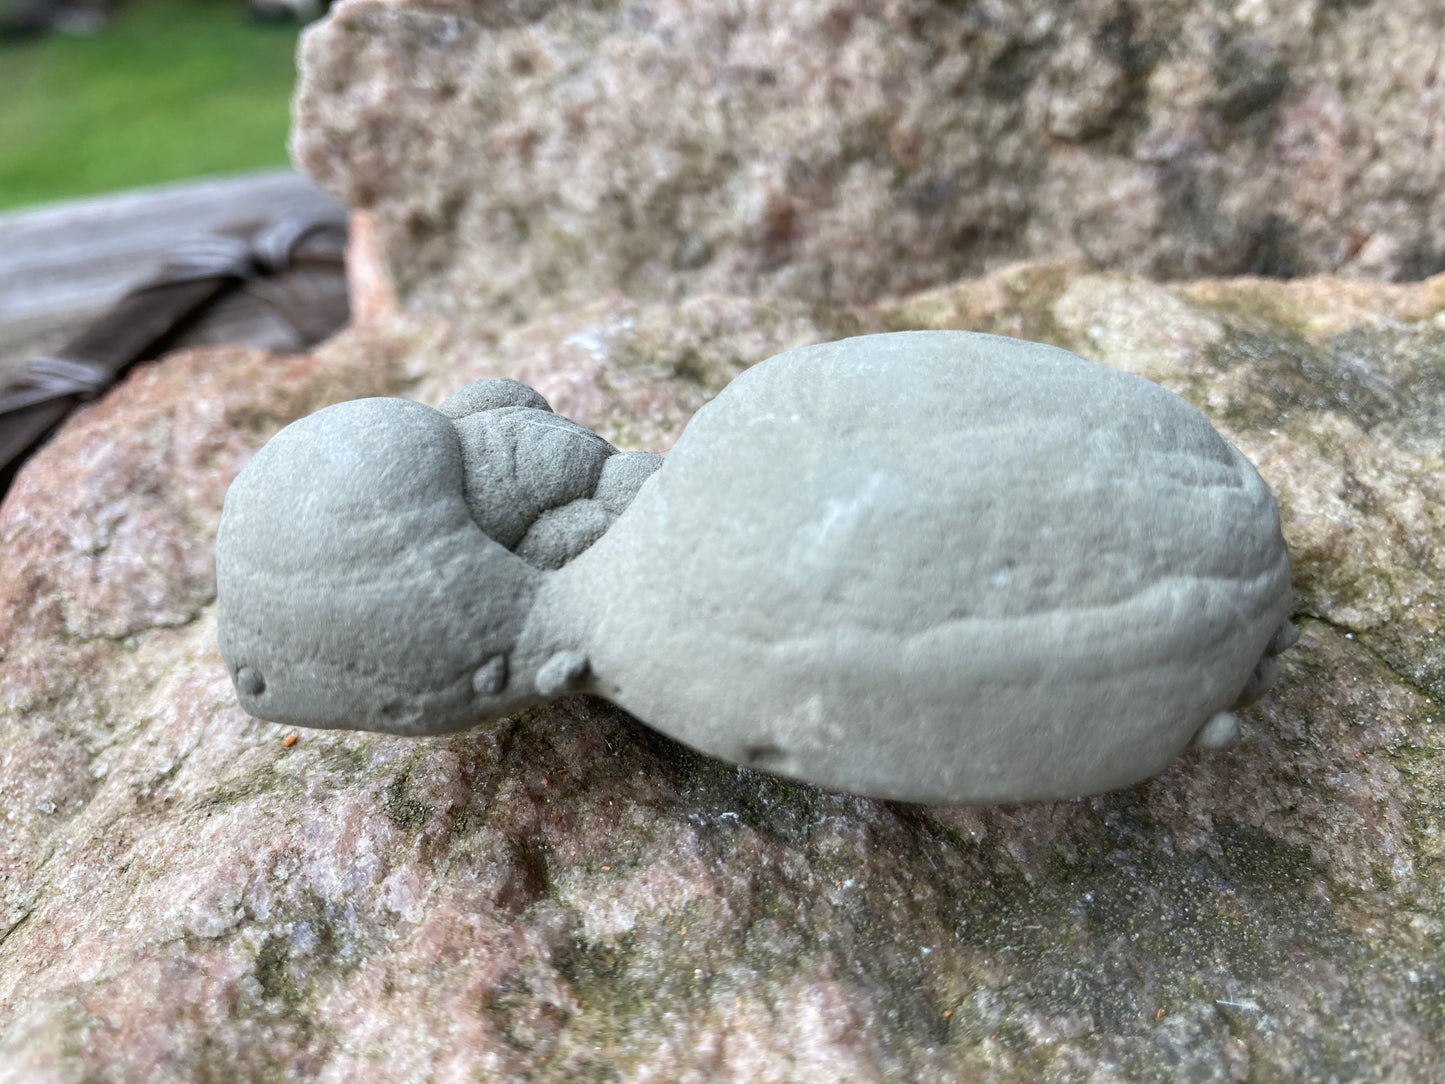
[216,377,660,735]
[451,407,614,549]
[438,375,551,417]
[516,497,616,570]
[216,331,1294,803]
[216,395,547,735]
[594,450,664,515]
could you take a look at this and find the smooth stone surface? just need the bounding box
[560,331,1294,802]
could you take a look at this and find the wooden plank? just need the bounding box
[0,169,344,387]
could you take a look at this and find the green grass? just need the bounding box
[0,0,303,210]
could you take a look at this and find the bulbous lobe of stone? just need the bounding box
[554,331,1294,802]
[216,397,546,735]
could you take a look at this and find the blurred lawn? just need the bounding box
[0,0,303,210]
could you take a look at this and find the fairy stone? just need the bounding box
[216,331,1295,804]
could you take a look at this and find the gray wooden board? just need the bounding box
[0,169,344,387]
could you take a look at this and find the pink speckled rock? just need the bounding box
[292,0,1445,331]
[1,269,1442,1080]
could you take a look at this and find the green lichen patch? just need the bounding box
[878,262,1082,352]
[1201,323,1445,441]
[382,770,430,832]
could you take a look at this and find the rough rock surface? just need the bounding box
[292,0,1445,328]
[2,266,1443,1080]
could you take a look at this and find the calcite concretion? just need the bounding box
[1,268,1442,1081]
[292,0,1445,329]
[217,331,1294,804]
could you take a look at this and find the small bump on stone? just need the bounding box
[473,654,509,695]
[1266,620,1301,656]
[536,651,590,697]
[1233,656,1279,708]
[1192,711,1240,751]
[235,666,265,697]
